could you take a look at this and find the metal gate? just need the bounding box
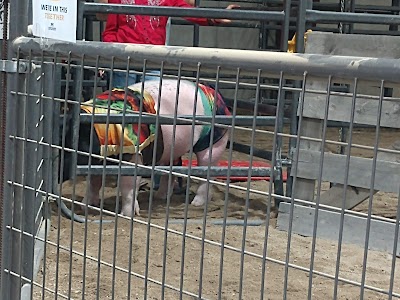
[1,0,400,299]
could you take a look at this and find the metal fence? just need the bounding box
[1,35,399,299]
[1,0,400,299]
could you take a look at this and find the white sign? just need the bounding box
[32,0,77,43]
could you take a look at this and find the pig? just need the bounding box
[59,79,230,217]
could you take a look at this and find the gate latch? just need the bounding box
[0,60,30,73]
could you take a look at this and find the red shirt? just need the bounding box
[102,0,211,45]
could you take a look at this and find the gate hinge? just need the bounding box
[0,60,31,73]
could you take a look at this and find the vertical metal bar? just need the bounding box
[259,0,269,49]
[77,1,85,41]
[282,72,308,300]
[51,61,62,206]
[41,55,57,300]
[286,0,312,199]
[67,55,85,299]
[0,0,9,289]
[193,0,200,47]
[161,63,183,300]
[100,21,105,41]
[86,16,94,41]
[9,0,29,41]
[144,60,165,299]
[198,67,221,299]
[3,0,30,297]
[20,49,37,296]
[359,81,385,299]
[96,57,116,300]
[280,0,292,52]
[273,76,287,206]
[127,59,145,299]
[285,83,298,199]
[26,50,46,300]
[1,47,21,300]
[50,59,62,300]
[295,0,311,53]
[13,49,32,298]
[307,76,332,299]
[348,0,356,34]
[260,71,284,300]
[217,68,240,300]
[238,69,261,300]
[333,78,359,299]
[55,53,73,300]
[389,0,400,32]
[178,63,202,300]
[81,55,101,300]
[111,56,131,300]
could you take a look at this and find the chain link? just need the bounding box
[339,0,345,34]
[337,0,346,154]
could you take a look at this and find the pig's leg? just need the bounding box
[191,133,229,206]
[154,173,176,200]
[82,175,102,207]
[120,175,142,217]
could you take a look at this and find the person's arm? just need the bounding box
[184,0,195,5]
[95,0,109,22]
[102,0,119,42]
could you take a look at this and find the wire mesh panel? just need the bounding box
[2,37,400,299]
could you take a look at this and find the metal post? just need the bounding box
[0,0,9,293]
[286,0,312,198]
[21,55,45,300]
[1,1,29,298]
[280,0,292,52]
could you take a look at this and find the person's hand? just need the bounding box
[211,4,240,25]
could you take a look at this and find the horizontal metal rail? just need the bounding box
[82,3,285,22]
[77,114,285,126]
[12,38,400,85]
[75,165,276,177]
[306,9,400,25]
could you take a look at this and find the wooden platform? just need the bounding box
[277,202,400,257]
[277,32,400,255]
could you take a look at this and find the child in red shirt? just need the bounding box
[102,0,238,87]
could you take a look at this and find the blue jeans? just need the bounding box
[111,70,160,88]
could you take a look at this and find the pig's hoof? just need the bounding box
[121,207,132,217]
[134,201,141,216]
[191,195,206,206]
[121,201,140,217]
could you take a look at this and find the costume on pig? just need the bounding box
[80,82,230,162]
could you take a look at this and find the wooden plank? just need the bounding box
[305,32,400,58]
[319,184,371,210]
[291,117,323,204]
[277,202,400,257]
[302,93,400,128]
[303,31,400,128]
[293,149,400,194]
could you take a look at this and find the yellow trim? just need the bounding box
[80,90,157,158]
[99,134,155,157]
[287,29,312,53]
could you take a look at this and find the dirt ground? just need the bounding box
[32,127,400,299]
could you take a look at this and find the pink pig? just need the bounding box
[61,79,230,217]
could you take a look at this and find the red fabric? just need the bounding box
[103,0,211,45]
